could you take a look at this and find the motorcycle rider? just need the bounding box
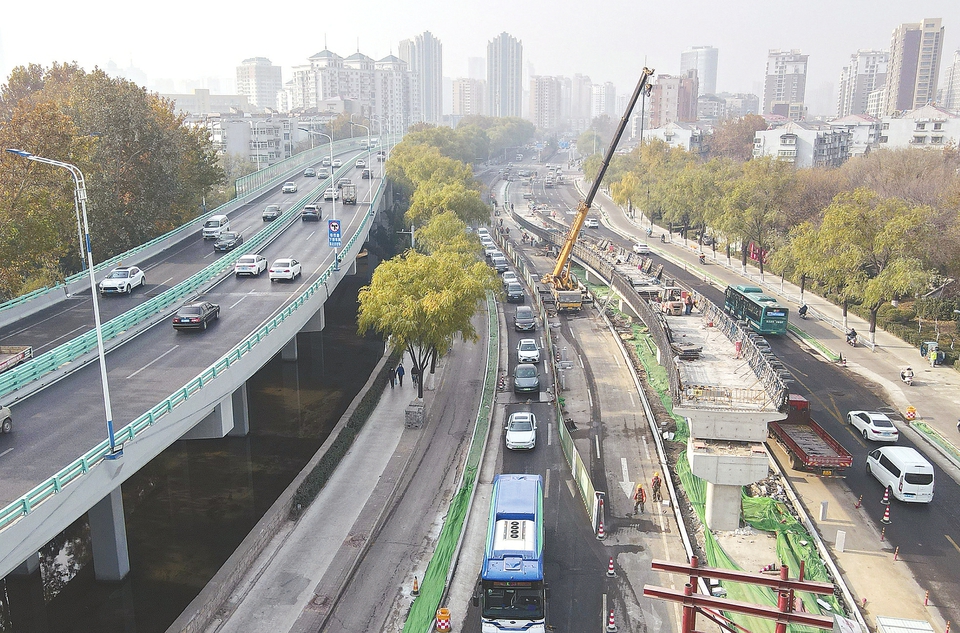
[846,328,858,346]
[798,304,808,319]
[901,366,914,384]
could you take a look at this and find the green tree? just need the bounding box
[407,180,488,228]
[414,211,483,260]
[357,250,496,399]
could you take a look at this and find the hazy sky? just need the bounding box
[2,0,957,116]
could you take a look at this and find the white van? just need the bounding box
[202,215,230,240]
[866,446,934,503]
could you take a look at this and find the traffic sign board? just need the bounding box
[328,219,342,248]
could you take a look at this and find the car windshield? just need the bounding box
[266,205,280,211]
[516,366,537,378]
[509,418,534,431]
[107,270,130,279]
[204,220,219,228]
[508,284,522,292]
[520,341,537,351]
[219,233,237,240]
[179,307,201,316]
[517,308,532,318]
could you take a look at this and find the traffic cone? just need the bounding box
[435,607,451,632]
[607,557,616,577]
[881,505,891,525]
[411,576,420,597]
[881,487,890,505]
[607,609,618,632]
[597,520,606,540]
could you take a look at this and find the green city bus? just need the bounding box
[724,285,789,335]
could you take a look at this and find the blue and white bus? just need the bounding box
[477,474,545,633]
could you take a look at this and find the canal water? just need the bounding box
[0,263,384,633]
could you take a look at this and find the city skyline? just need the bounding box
[1,1,957,118]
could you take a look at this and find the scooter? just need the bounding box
[900,369,914,386]
[846,331,857,347]
[698,253,706,265]
[798,304,808,319]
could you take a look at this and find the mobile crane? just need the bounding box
[541,67,654,311]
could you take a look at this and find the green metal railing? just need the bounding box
[0,138,366,317]
[0,179,385,533]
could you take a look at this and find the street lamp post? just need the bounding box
[350,120,372,202]
[6,149,122,458]
[248,120,264,171]
[298,127,336,221]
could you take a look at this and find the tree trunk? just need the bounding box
[870,305,880,345]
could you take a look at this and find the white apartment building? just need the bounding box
[837,50,888,117]
[885,18,944,114]
[529,76,563,131]
[763,49,808,120]
[236,57,282,111]
[644,122,705,154]
[697,94,727,121]
[591,82,617,119]
[878,104,960,148]
[284,49,419,134]
[717,93,761,119]
[681,46,718,95]
[753,121,850,167]
[453,78,485,116]
[941,49,960,112]
[487,32,523,118]
[399,31,443,124]
[162,89,251,116]
[828,114,881,157]
[192,115,297,169]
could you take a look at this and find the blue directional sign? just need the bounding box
[328,219,342,248]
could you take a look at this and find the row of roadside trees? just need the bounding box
[357,121,536,398]
[590,138,960,343]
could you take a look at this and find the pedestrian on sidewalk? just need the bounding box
[633,484,646,515]
[411,364,420,388]
[651,472,662,503]
[396,363,405,387]
[388,368,395,389]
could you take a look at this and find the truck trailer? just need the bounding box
[768,394,853,476]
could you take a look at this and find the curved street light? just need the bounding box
[297,128,337,221]
[6,148,122,459]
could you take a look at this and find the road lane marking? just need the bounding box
[548,420,553,446]
[578,354,584,368]
[629,392,635,407]
[947,534,960,554]
[230,293,251,309]
[544,468,550,498]
[126,345,179,379]
[595,435,601,459]
[613,353,621,368]
[602,594,608,631]
[0,448,13,459]
[642,435,651,461]
[160,277,174,287]
[307,231,316,240]
[588,388,593,408]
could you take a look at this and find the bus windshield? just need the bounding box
[482,583,545,620]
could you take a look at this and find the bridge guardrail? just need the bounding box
[0,138,367,322]
[0,179,386,534]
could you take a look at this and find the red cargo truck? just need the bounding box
[768,394,853,476]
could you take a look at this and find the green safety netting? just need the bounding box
[628,320,844,633]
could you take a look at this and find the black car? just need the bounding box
[213,231,243,252]
[301,204,321,221]
[361,168,371,179]
[172,302,220,331]
[262,204,282,221]
[303,167,316,177]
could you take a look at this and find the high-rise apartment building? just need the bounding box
[453,78,485,116]
[680,46,718,95]
[529,76,563,131]
[236,57,282,111]
[941,50,960,112]
[718,93,761,118]
[286,49,419,133]
[569,74,593,130]
[487,33,523,117]
[884,18,944,114]
[399,31,443,124]
[837,50,888,117]
[763,49,808,120]
[591,82,617,119]
[649,70,699,128]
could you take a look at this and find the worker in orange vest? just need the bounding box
[633,484,646,515]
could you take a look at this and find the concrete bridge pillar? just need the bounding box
[89,486,130,581]
[10,551,39,576]
[227,383,250,437]
[281,336,298,362]
[302,305,325,334]
[182,390,239,440]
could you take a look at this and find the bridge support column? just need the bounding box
[182,393,236,440]
[89,486,130,581]
[302,305,325,334]
[10,552,40,576]
[346,259,357,275]
[227,383,250,437]
[704,483,744,531]
[281,336,298,361]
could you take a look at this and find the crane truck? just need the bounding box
[541,67,654,311]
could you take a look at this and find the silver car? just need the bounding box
[513,363,540,394]
[505,411,537,450]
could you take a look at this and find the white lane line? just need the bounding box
[595,435,601,459]
[230,293,251,309]
[126,345,179,379]
[588,389,593,409]
[307,231,317,240]
[629,392,635,407]
[160,277,174,287]
[544,468,551,499]
[0,448,13,459]
[602,594,608,631]
[33,325,87,353]
[613,353,621,368]
[203,252,215,259]
[641,435,651,461]
[578,354,584,368]
[621,457,630,484]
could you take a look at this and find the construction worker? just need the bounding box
[633,483,646,515]
[651,472,662,503]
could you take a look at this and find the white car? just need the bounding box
[282,182,297,193]
[355,158,366,168]
[323,188,340,200]
[505,411,537,450]
[634,243,651,255]
[235,254,268,277]
[847,410,899,442]
[99,266,146,295]
[502,271,519,287]
[332,159,343,167]
[517,339,541,364]
[584,217,599,229]
[269,258,302,282]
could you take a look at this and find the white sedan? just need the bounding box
[269,258,302,282]
[517,339,541,363]
[234,254,268,277]
[332,159,343,167]
[282,182,297,193]
[505,411,537,450]
[634,242,651,255]
[846,410,899,442]
[99,266,146,295]
[323,188,340,200]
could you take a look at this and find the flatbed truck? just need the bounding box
[768,394,853,476]
[0,345,32,374]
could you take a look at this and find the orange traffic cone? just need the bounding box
[411,576,420,597]
[597,520,606,540]
[607,557,616,577]
[881,505,891,524]
[607,609,618,632]
[881,487,890,505]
